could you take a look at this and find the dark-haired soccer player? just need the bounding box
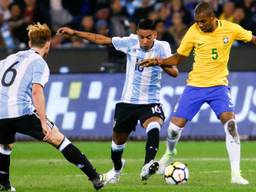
[57,19,178,183]
[0,23,104,191]
[140,2,256,185]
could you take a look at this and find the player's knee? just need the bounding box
[48,130,65,147]
[167,123,183,140]
[224,119,239,138]
[111,140,125,152]
[0,144,13,155]
[146,122,161,133]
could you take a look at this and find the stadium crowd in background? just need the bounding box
[0,0,256,50]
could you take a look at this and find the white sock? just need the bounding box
[166,123,183,154]
[224,119,241,176]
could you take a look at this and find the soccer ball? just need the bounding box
[164,162,189,184]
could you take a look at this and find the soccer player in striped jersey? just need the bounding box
[57,19,178,183]
[140,2,256,185]
[0,23,104,191]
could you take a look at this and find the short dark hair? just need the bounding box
[194,2,215,17]
[138,19,156,30]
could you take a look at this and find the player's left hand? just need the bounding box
[42,123,52,141]
[56,27,75,36]
[139,58,163,67]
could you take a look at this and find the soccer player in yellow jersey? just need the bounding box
[140,2,256,184]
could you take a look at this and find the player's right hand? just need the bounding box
[56,27,75,36]
[42,123,52,141]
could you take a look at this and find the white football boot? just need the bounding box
[157,148,177,174]
[10,186,16,192]
[231,172,249,185]
[103,159,125,184]
[140,160,159,181]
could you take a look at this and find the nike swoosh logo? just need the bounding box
[197,43,204,46]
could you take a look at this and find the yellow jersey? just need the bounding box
[177,20,252,87]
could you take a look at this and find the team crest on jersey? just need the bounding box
[223,37,229,44]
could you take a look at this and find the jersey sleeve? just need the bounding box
[160,41,172,59]
[232,23,252,42]
[177,26,194,56]
[32,59,49,87]
[112,34,136,53]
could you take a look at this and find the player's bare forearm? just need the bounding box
[140,53,186,67]
[57,27,112,45]
[160,53,186,67]
[162,65,179,77]
[32,84,47,125]
[73,30,112,45]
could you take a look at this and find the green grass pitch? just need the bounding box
[10,141,256,192]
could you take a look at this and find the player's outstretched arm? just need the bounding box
[140,53,187,67]
[57,27,112,45]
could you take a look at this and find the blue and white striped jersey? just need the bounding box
[112,34,172,104]
[0,49,49,119]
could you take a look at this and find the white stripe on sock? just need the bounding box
[59,137,71,151]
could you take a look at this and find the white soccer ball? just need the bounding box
[164,162,189,184]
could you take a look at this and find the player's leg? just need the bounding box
[0,144,15,192]
[157,117,187,174]
[166,117,187,154]
[0,120,16,192]
[158,86,203,174]
[104,132,129,184]
[104,103,135,184]
[220,112,248,184]
[166,117,186,155]
[142,116,162,165]
[208,86,248,184]
[111,132,128,172]
[16,114,104,190]
[139,115,163,181]
[47,126,104,189]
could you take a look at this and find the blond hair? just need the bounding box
[27,23,51,48]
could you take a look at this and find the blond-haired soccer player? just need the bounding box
[140,2,256,184]
[0,23,104,191]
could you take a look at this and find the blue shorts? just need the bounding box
[173,85,234,121]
